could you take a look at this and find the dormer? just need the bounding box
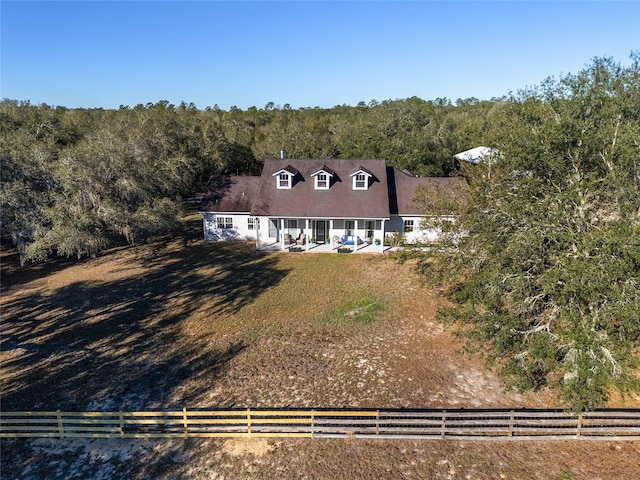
[349,167,373,190]
[310,166,336,190]
[272,165,299,189]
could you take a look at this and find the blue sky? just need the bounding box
[2,1,639,110]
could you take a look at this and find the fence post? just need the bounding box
[311,411,315,437]
[183,407,188,439]
[56,410,64,439]
[577,414,582,438]
[376,410,380,435]
[247,408,251,435]
[441,411,446,439]
[119,411,124,438]
[509,410,514,437]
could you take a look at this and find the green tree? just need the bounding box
[253,108,338,159]
[0,101,62,265]
[422,54,640,412]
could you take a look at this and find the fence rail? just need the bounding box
[2,409,640,440]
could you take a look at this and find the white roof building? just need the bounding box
[453,146,501,165]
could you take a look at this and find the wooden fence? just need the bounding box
[2,409,639,441]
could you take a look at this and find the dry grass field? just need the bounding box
[2,217,639,479]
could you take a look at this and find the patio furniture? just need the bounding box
[341,235,363,245]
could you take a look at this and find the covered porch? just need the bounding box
[264,217,388,253]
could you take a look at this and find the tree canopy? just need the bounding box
[420,53,640,412]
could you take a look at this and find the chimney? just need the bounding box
[280,149,285,159]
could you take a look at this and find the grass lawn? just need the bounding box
[2,219,639,479]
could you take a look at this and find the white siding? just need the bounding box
[201,212,453,246]
[385,215,453,244]
[201,212,257,242]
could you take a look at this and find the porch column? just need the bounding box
[380,219,385,253]
[281,218,286,250]
[329,219,335,252]
[255,217,259,250]
[305,219,310,251]
[353,219,358,252]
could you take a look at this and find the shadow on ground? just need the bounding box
[0,235,289,411]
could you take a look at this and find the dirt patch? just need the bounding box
[221,438,274,457]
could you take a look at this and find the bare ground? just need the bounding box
[1,223,639,479]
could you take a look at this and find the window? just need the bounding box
[311,166,334,189]
[248,218,255,230]
[345,220,355,236]
[278,172,291,189]
[365,220,374,240]
[273,167,299,189]
[286,219,298,229]
[353,173,367,190]
[315,173,328,189]
[404,219,414,233]
[217,216,233,229]
[350,168,372,190]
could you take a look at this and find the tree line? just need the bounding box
[1,94,499,265]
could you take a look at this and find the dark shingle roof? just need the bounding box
[390,168,467,215]
[251,159,390,218]
[200,162,466,218]
[200,175,260,213]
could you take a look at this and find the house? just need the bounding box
[199,158,465,252]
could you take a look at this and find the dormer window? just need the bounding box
[310,166,335,190]
[316,173,328,189]
[272,165,299,189]
[350,167,373,190]
[278,172,291,189]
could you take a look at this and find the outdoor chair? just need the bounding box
[341,235,363,245]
